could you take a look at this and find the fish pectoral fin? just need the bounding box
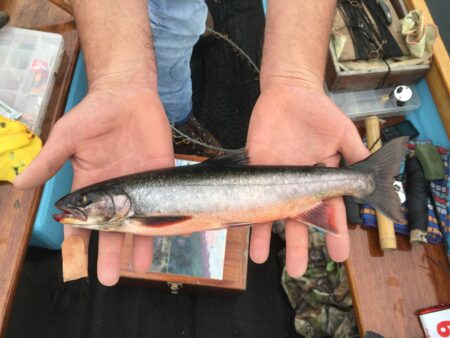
[129,215,192,227]
[294,203,338,234]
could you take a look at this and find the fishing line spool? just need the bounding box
[389,85,413,107]
[405,156,429,243]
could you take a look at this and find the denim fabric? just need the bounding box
[148,0,207,123]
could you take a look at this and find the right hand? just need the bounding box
[14,86,174,286]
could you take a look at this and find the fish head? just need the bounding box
[53,186,131,227]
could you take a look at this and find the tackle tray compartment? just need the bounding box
[0,27,64,135]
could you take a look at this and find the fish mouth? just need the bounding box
[53,205,87,223]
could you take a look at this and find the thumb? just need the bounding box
[14,119,75,189]
[339,123,370,165]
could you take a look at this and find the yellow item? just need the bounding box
[0,132,33,153]
[0,115,42,183]
[0,115,29,134]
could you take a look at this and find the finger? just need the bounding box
[249,222,272,264]
[132,235,153,274]
[285,220,309,277]
[64,225,91,250]
[339,123,370,165]
[97,232,125,286]
[14,120,75,189]
[324,197,350,262]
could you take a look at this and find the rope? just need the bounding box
[171,123,245,153]
[204,28,260,75]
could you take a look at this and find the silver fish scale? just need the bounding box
[120,166,373,216]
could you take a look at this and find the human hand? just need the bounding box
[14,86,174,286]
[246,84,369,277]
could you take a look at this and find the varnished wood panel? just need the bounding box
[346,227,450,337]
[0,1,79,337]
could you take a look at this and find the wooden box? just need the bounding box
[119,227,250,295]
[118,154,250,295]
[326,0,430,91]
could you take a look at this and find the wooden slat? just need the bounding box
[0,1,79,337]
[403,0,450,138]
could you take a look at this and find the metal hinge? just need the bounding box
[167,282,183,295]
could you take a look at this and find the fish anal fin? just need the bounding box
[294,203,337,234]
[223,222,254,228]
[131,215,192,227]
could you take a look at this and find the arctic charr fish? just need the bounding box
[53,137,407,236]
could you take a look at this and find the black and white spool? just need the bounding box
[389,85,413,107]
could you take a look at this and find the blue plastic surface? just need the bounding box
[29,54,87,249]
[407,80,450,148]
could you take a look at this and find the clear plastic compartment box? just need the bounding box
[0,27,64,135]
[328,85,421,121]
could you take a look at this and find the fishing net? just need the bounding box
[190,28,261,150]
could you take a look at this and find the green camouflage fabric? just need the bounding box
[277,226,358,338]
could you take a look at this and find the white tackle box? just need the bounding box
[0,26,64,135]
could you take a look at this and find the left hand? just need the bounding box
[14,87,174,286]
[246,84,370,277]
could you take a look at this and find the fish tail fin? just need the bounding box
[350,136,408,224]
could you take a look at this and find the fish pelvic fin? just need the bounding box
[350,136,408,224]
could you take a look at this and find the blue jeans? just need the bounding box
[148,0,207,124]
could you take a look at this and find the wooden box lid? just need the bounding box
[119,227,250,295]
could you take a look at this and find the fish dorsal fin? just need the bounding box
[201,150,249,166]
[294,203,338,234]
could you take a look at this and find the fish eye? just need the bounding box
[77,194,92,206]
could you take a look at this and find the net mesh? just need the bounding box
[190,29,261,150]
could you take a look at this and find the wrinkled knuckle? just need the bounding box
[285,242,308,252]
